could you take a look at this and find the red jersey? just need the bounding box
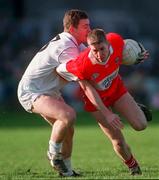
[65,33,125,98]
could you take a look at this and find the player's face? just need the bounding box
[73,19,91,44]
[89,42,110,63]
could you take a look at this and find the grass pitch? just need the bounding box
[0,109,159,179]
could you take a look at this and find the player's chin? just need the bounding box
[101,58,107,62]
[98,59,104,63]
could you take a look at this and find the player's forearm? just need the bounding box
[79,80,124,130]
[79,80,112,116]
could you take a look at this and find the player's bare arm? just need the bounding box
[78,80,124,130]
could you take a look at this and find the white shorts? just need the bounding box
[17,80,61,113]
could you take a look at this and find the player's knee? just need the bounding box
[132,119,147,131]
[62,108,76,127]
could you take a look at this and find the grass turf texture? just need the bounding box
[0,108,159,179]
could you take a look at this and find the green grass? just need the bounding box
[0,108,159,179]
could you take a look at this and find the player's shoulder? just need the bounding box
[106,32,124,48]
[106,32,123,42]
[59,32,78,47]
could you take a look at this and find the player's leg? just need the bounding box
[92,110,142,175]
[41,116,79,176]
[60,126,74,160]
[60,126,80,176]
[92,111,131,161]
[137,103,152,122]
[32,95,76,142]
[32,94,76,176]
[113,92,147,131]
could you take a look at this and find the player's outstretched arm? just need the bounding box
[79,80,124,130]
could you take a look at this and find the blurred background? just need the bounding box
[1,0,159,112]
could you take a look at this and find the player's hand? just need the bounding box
[106,113,124,130]
[135,43,150,64]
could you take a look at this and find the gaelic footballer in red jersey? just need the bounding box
[57,31,149,111]
[57,28,150,175]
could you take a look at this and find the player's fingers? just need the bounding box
[111,119,124,130]
[142,51,149,58]
[115,120,124,129]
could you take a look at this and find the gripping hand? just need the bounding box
[135,43,149,64]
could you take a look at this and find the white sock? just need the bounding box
[49,140,62,154]
[63,157,73,173]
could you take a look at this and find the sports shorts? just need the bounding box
[17,80,61,113]
[82,80,128,112]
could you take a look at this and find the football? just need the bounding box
[122,39,142,65]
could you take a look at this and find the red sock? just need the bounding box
[124,155,139,168]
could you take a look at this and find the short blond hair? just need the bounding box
[87,28,107,45]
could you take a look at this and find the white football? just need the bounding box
[122,39,141,65]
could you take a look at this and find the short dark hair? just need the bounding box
[63,9,88,31]
[87,28,107,45]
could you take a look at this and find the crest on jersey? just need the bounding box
[91,73,99,80]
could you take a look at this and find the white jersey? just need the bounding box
[17,32,86,112]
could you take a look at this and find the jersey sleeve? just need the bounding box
[56,55,85,81]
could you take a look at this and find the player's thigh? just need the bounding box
[113,92,147,130]
[32,94,76,121]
